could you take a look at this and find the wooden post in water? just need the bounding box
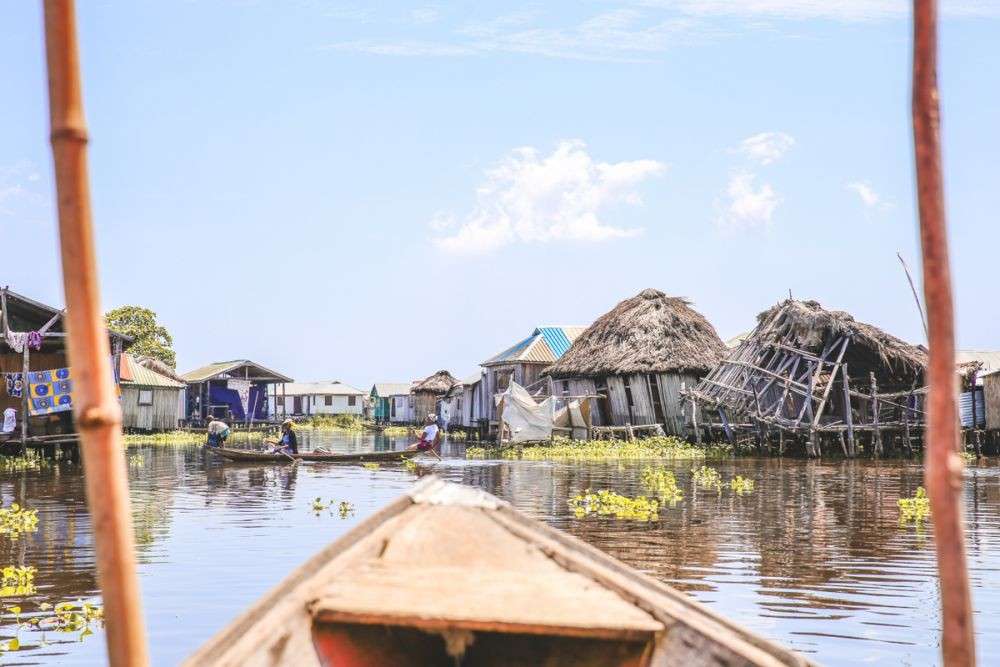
[42,2,149,665]
[912,0,975,664]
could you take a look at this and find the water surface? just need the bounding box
[1,432,998,665]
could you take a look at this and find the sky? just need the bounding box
[2,1,998,390]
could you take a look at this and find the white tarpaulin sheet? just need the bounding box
[227,379,251,416]
[496,381,553,443]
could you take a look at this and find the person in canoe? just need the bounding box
[206,416,230,448]
[406,413,442,459]
[265,419,299,456]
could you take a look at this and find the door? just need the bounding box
[293,396,302,414]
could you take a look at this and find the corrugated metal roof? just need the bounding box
[372,382,414,397]
[181,360,293,383]
[282,381,366,396]
[119,354,185,388]
[482,326,586,366]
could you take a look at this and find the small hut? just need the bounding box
[118,353,186,431]
[543,289,726,435]
[181,360,293,425]
[411,370,458,422]
[688,298,931,456]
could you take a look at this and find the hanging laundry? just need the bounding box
[2,407,15,434]
[27,331,43,351]
[5,331,28,353]
[5,373,24,398]
[27,367,74,416]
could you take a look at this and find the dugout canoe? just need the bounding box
[211,447,418,463]
[186,476,812,667]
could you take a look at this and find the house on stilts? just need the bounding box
[118,353,186,431]
[411,371,458,422]
[181,360,293,425]
[543,289,726,436]
[370,382,416,424]
[687,298,947,457]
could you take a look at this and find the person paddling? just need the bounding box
[266,419,299,457]
[406,413,442,460]
[206,416,230,448]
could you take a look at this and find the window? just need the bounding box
[348,395,357,406]
[325,395,333,406]
[138,390,153,406]
[562,380,570,396]
[391,401,397,417]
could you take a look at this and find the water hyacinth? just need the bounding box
[0,455,48,473]
[361,462,380,471]
[640,467,683,504]
[465,446,488,459]
[692,466,723,494]
[729,476,755,495]
[403,459,418,473]
[0,566,36,597]
[0,504,39,539]
[568,490,660,521]
[898,487,931,524]
[468,437,730,462]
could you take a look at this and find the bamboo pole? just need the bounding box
[42,2,149,666]
[912,1,975,664]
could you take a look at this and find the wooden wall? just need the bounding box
[986,374,1000,431]
[121,385,183,431]
[573,372,700,436]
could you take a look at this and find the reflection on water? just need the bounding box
[1,432,999,665]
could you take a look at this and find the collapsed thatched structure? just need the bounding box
[412,370,458,421]
[544,289,726,435]
[688,299,931,457]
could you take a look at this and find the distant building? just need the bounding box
[370,382,415,424]
[412,371,458,423]
[181,360,292,424]
[271,381,366,418]
[118,353,186,431]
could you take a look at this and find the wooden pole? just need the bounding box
[841,364,855,458]
[42,2,149,665]
[912,1,975,663]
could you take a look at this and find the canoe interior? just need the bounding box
[184,477,812,667]
[212,447,417,463]
[311,623,652,667]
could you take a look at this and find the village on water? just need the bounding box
[3,1,998,666]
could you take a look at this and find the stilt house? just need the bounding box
[543,290,726,436]
[181,360,292,425]
[688,298,932,457]
[411,371,458,422]
[118,353,186,431]
[370,383,415,424]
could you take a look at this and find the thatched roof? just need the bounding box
[544,289,726,379]
[413,370,458,395]
[754,299,927,373]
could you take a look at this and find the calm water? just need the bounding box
[2,432,999,665]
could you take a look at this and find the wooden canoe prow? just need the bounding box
[210,447,418,463]
[185,477,813,667]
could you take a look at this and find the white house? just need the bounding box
[271,381,366,418]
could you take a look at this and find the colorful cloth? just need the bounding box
[27,367,74,416]
[5,373,23,398]
[5,332,27,353]
[27,331,42,351]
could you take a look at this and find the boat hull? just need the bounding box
[211,447,418,463]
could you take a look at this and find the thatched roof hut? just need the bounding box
[413,370,459,395]
[753,299,927,381]
[545,289,726,379]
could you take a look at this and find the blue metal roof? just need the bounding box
[536,327,576,358]
[482,326,586,366]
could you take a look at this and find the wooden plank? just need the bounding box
[841,364,855,457]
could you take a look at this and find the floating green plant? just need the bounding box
[0,455,48,473]
[403,459,418,473]
[729,475,755,495]
[899,487,931,524]
[127,454,144,466]
[311,498,355,519]
[361,462,380,471]
[0,566,36,598]
[311,497,327,512]
[640,467,683,504]
[568,490,660,521]
[0,504,38,539]
[465,446,488,459]
[692,466,723,494]
[338,501,355,519]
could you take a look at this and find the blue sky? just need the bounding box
[2,1,998,388]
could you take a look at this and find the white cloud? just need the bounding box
[410,7,441,24]
[736,132,795,165]
[846,180,892,211]
[0,162,46,220]
[433,140,665,254]
[639,0,1000,22]
[716,172,780,230]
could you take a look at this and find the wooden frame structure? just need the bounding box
[0,286,127,451]
[687,299,934,457]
